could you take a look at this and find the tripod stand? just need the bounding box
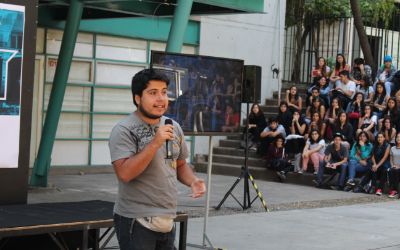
[215,102,269,211]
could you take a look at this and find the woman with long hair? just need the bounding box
[305,97,326,125]
[332,111,354,148]
[346,92,365,130]
[355,75,374,103]
[277,101,292,135]
[379,97,399,131]
[287,110,307,172]
[324,97,343,140]
[330,54,351,84]
[312,57,330,78]
[357,104,377,142]
[387,132,400,198]
[354,132,391,195]
[372,82,388,119]
[380,116,397,146]
[302,129,325,174]
[285,85,302,114]
[308,111,327,139]
[246,103,267,149]
[346,131,373,187]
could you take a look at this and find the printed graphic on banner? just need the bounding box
[0,3,25,168]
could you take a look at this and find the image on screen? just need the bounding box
[151,51,244,135]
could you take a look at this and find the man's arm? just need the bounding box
[177,159,206,198]
[113,124,173,183]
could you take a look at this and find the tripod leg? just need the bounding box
[243,172,251,209]
[248,174,269,212]
[215,170,245,210]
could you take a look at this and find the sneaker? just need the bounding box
[276,171,286,181]
[346,180,356,186]
[249,146,257,151]
[375,189,382,196]
[388,190,398,198]
[313,171,318,175]
[298,169,304,174]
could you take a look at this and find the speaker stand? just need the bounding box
[215,102,269,211]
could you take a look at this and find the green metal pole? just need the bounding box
[166,0,194,53]
[30,0,83,187]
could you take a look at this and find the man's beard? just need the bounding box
[138,104,163,119]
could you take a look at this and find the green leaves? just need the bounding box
[286,0,398,28]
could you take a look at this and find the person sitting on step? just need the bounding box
[302,129,325,174]
[314,133,349,190]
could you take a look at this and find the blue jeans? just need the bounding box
[114,213,176,250]
[317,161,348,187]
[348,159,370,181]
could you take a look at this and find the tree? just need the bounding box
[350,0,397,73]
[286,0,398,83]
[350,0,375,71]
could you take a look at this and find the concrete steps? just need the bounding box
[193,84,317,186]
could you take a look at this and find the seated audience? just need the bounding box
[277,101,292,135]
[355,75,373,103]
[246,103,267,150]
[285,85,302,114]
[259,117,286,157]
[352,57,372,86]
[388,132,400,198]
[346,92,365,130]
[371,82,388,119]
[265,135,293,181]
[330,54,351,85]
[380,116,396,146]
[331,70,356,110]
[346,131,373,187]
[302,129,325,174]
[354,132,390,195]
[379,97,399,131]
[357,104,377,142]
[315,133,349,190]
[287,110,307,172]
[332,111,354,148]
[308,112,327,139]
[373,55,397,96]
[305,97,326,125]
[325,97,343,140]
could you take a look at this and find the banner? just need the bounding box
[0,3,25,168]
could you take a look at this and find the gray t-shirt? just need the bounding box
[390,146,400,166]
[109,112,189,218]
[325,143,348,163]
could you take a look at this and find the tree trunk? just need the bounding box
[350,0,376,72]
[291,0,306,84]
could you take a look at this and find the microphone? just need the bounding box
[165,119,173,159]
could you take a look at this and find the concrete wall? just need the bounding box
[193,0,285,155]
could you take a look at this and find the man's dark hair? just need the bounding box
[131,69,170,106]
[269,117,279,124]
[354,58,365,65]
[339,70,350,78]
[333,133,343,140]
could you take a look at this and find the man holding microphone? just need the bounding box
[109,69,206,250]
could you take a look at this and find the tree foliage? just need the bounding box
[286,0,398,28]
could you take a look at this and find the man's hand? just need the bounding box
[190,178,206,198]
[153,124,174,147]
